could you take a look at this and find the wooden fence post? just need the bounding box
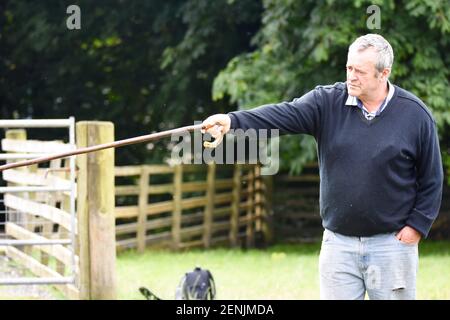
[261,174,274,245]
[254,165,262,235]
[172,164,182,250]
[230,164,242,247]
[76,121,116,300]
[203,162,216,248]
[245,167,255,248]
[137,166,149,253]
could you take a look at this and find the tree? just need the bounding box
[0,0,262,164]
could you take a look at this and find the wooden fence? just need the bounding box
[271,163,322,243]
[114,163,271,252]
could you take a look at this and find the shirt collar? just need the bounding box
[345,80,395,107]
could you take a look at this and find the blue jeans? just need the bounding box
[319,229,418,300]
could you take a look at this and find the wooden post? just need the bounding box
[230,164,242,247]
[254,165,262,234]
[203,163,216,248]
[172,165,182,250]
[245,167,255,248]
[261,174,274,245]
[137,166,149,253]
[5,130,27,216]
[76,121,116,300]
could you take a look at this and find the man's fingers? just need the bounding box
[200,123,211,134]
[211,125,224,137]
[200,114,230,138]
[201,122,216,132]
[201,122,224,136]
[201,118,218,133]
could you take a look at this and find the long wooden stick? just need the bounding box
[0,123,216,172]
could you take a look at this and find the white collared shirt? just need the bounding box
[345,81,395,120]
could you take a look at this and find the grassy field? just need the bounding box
[116,241,450,300]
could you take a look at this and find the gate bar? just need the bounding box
[0,239,72,246]
[68,116,77,288]
[0,154,49,160]
[0,186,71,193]
[0,277,74,285]
[0,119,72,128]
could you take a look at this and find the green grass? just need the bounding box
[416,241,450,299]
[116,240,450,300]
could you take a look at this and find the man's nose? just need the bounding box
[347,70,357,81]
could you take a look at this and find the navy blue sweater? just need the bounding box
[228,82,444,237]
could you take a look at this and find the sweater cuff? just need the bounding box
[227,112,238,130]
[406,208,435,238]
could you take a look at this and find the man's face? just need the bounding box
[346,48,384,99]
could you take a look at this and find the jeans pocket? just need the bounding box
[393,233,417,247]
[322,229,335,243]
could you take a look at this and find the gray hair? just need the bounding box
[348,34,394,72]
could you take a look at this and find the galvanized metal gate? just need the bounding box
[0,118,77,287]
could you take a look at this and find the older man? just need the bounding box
[201,34,444,300]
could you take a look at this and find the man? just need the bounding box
[201,34,444,300]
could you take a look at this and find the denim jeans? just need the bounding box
[319,228,418,300]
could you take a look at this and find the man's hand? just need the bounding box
[201,114,231,148]
[201,114,231,136]
[396,225,422,244]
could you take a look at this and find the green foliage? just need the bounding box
[1,1,448,177]
[213,0,450,176]
[0,0,261,165]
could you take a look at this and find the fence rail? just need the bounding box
[114,163,270,252]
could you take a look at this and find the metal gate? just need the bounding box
[0,118,77,288]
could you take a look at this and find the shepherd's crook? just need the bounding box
[0,123,223,172]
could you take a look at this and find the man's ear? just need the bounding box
[381,68,391,81]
